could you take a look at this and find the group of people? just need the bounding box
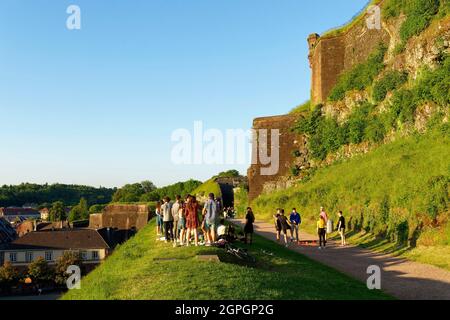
[155,194,346,250]
[154,193,230,247]
[273,206,346,249]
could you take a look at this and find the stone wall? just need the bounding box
[308,9,390,105]
[89,204,150,231]
[247,114,307,201]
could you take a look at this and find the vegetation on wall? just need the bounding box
[384,0,442,52]
[296,54,449,161]
[372,70,408,102]
[328,44,387,101]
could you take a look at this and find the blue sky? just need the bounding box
[0,0,369,188]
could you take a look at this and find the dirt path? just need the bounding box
[231,219,450,300]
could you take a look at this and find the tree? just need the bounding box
[0,262,20,293]
[55,251,82,286]
[49,201,67,221]
[89,204,107,214]
[112,183,146,203]
[27,258,53,285]
[69,198,89,222]
[141,180,157,193]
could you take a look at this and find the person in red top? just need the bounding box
[185,194,199,246]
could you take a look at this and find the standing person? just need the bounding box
[155,201,163,237]
[161,197,174,245]
[320,206,329,241]
[244,207,255,245]
[289,208,301,244]
[336,211,346,246]
[185,195,199,246]
[178,201,187,246]
[203,193,218,245]
[277,209,292,247]
[273,209,282,242]
[317,215,326,249]
[171,195,182,242]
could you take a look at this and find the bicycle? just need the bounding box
[224,243,256,263]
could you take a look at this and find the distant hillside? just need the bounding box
[0,183,115,207]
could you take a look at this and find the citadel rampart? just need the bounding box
[248,2,392,201]
[308,6,390,105]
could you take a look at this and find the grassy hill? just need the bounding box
[252,125,450,270]
[62,220,390,300]
[192,179,222,200]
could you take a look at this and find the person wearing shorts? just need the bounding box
[178,204,187,246]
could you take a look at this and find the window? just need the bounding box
[81,251,88,260]
[92,251,99,260]
[45,251,53,261]
[9,252,17,262]
[26,252,34,263]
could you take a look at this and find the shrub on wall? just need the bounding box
[372,70,408,102]
[328,44,387,101]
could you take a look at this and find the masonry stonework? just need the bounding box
[308,11,390,105]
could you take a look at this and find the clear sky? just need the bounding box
[0,0,369,188]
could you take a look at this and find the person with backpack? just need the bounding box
[289,208,301,244]
[203,193,219,245]
[244,207,255,245]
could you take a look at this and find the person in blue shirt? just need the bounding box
[289,208,301,244]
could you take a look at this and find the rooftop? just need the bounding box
[1,229,110,251]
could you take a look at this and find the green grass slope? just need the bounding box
[252,125,450,269]
[62,220,390,300]
[192,179,222,199]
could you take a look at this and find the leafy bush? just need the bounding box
[390,89,417,124]
[329,44,387,101]
[383,0,440,44]
[372,71,408,102]
[365,116,387,143]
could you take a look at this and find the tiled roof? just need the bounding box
[2,229,110,251]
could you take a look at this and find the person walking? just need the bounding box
[244,207,255,245]
[273,209,282,242]
[277,209,292,247]
[171,195,182,242]
[161,197,174,245]
[289,208,301,244]
[336,211,346,246]
[203,193,219,245]
[317,215,326,249]
[185,195,199,246]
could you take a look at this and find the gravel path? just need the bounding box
[231,219,450,300]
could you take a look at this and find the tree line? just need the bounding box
[0,183,116,208]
